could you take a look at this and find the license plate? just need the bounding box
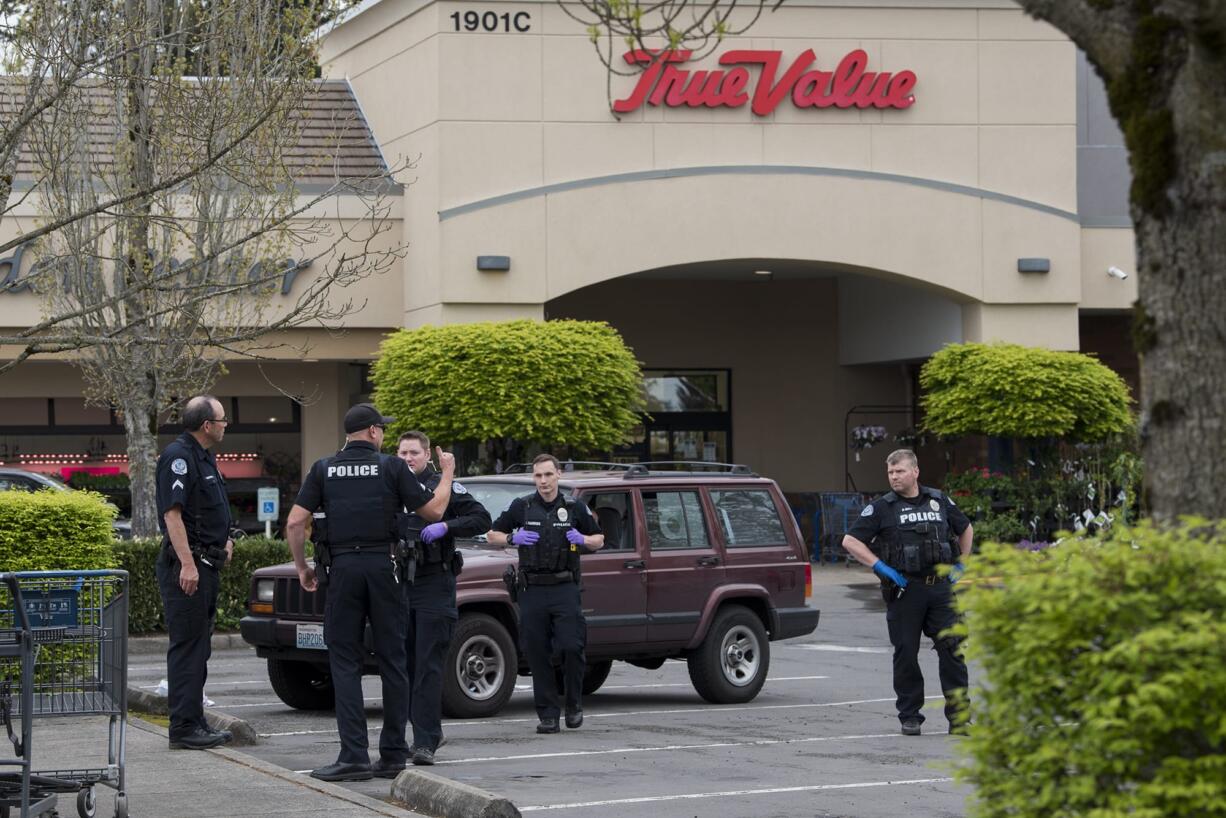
[296,624,326,650]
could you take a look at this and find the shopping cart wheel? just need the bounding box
[113,792,128,818]
[77,785,96,818]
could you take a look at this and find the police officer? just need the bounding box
[487,453,603,734]
[285,403,455,781]
[155,395,234,751]
[842,448,973,736]
[395,431,490,765]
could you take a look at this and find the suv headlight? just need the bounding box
[251,579,275,614]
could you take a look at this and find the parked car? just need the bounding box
[240,463,820,717]
[0,467,132,538]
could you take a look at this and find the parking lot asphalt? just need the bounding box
[128,570,971,818]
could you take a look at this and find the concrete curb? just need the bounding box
[126,717,412,817]
[127,631,248,656]
[126,685,258,746]
[392,770,520,818]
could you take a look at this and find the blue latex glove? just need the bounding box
[565,528,585,547]
[873,561,908,588]
[510,528,539,547]
[421,522,449,543]
[949,562,966,584]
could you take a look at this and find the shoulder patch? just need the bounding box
[171,458,188,476]
[861,504,874,517]
[453,482,468,495]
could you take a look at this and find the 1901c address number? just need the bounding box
[450,9,531,32]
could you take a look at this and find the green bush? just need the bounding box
[373,319,646,451]
[921,342,1133,441]
[955,522,1226,818]
[114,536,292,632]
[0,489,116,571]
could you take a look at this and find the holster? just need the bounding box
[502,565,519,602]
[880,578,904,604]
[312,541,331,589]
[394,539,418,585]
[451,550,464,577]
[191,543,228,569]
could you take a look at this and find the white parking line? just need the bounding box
[438,731,902,765]
[258,696,939,738]
[786,644,892,654]
[518,778,956,811]
[213,676,829,710]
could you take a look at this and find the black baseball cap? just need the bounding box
[343,403,395,433]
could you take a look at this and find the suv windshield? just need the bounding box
[458,481,572,539]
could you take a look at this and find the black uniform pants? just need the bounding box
[885,576,968,725]
[324,551,410,765]
[518,581,585,720]
[406,568,457,751]
[156,549,220,740]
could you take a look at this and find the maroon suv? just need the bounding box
[240,464,820,718]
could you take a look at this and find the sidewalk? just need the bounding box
[23,715,422,817]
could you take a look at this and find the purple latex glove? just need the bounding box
[421,522,449,543]
[565,528,585,547]
[510,528,540,547]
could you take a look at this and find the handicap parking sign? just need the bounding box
[257,487,279,522]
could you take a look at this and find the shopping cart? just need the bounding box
[816,492,870,565]
[0,571,129,818]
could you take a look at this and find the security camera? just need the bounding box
[1107,266,1129,280]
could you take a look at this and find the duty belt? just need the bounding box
[903,572,944,585]
[523,570,574,586]
[330,542,388,557]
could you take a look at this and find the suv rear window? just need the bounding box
[643,490,711,550]
[710,488,788,547]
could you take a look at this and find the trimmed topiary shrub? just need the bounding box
[0,489,116,571]
[955,521,1226,818]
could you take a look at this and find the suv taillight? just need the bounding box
[805,562,812,600]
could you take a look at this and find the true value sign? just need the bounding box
[613,48,917,116]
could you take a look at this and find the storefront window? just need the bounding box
[644,371,728,412]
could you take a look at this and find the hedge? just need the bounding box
[955,522,1226,818]
[0,489,116,571]
[115,537,293,633]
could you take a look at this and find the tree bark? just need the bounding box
[122,388,161,538]
[1016,1,1226,519]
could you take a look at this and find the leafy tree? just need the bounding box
[572,0,1226,521]
[1,0,402,536]
[372,320,646,459]
[954,523,1226,818]
[920,343,1133,441]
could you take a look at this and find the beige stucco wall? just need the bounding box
[321,0,1097,352]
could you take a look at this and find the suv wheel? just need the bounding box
[686,605,770,704]
[581,660,613,695]
[443,613,518,718]
[267,658,334,710]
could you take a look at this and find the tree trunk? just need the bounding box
[123,388,161,538]
[1137,162,1226,519]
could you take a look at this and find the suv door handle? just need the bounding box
[696,556,720,566]
[623,559,646,569]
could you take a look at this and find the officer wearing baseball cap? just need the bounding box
[285,402,457,781]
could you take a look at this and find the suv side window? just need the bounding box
[584,491,635,552]
[711,489,788,547]
[643,490,711,550]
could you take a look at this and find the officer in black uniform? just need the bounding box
[843,448,973,736]
[285,403,455,782]
[395,431,490,765]
[487,453,603,734]
[155,395,234,751]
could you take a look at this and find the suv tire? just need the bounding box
[443,613,518,719]
[686,605,770,704]
[581,660,613,695]
[267,658,334,710]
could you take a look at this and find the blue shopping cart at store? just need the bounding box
[0,571,129,818]
[816,493,870,565]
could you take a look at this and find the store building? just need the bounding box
[0,0,1137,519]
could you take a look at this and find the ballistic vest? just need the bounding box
[409,467,454,568]
[320,444,398,548]
[876,488,956,573]
[517,494,580,575]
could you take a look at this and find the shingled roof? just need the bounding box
[1,78,397,194]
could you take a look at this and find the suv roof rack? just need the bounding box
[623,462,758,479]
[502,461,634,474]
